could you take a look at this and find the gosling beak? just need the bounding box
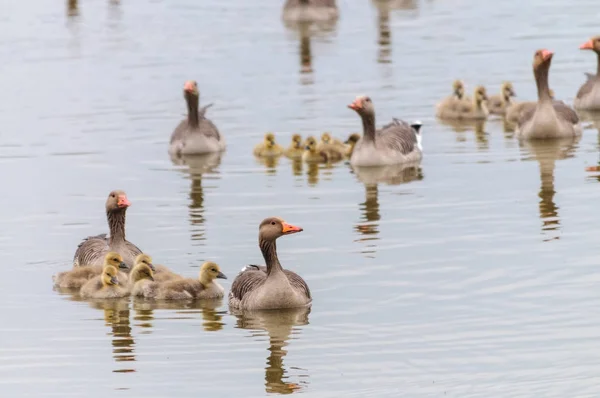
[510,89,516,97]
[148,263,156,272]
[110,277,119,285]
[148,275,155,282]
[117,195,131,208]
[347,99,362,111]
[216,271,227,280]
[118,261,129,270]
[305,145,310,150]
[281,222,303,235]
[580,40,594,50]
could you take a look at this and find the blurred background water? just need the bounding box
[2,0,600,396]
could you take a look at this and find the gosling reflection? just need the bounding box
[440,119,488,148]
[520,138,579,241]
[133,298,225,332]
[306,163,320,186]
[88,299,135,371]
[171,153,222,242]
[233,307,311,394]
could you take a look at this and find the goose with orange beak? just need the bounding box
[229,217,311,310]
[575,36,600,111]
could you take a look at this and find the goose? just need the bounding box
[229,217,311,310]
[282,0,339,23]
[54,251,128,289]
[344,133,361,158]
[436,86,489,120]
[316,132,344,160]
[347,95,422,166]
[505,89,556,124]
[302,136,329,163]
[575,36,600,111]
[80,254,130,299]
[488,82,516,116]
[254,133,284,157]
[72,190,142,269]
[284,134,304,159]
[517,49,581,139]
[169,80,225,156]
[435,80,467,116]
[133,254,181,283]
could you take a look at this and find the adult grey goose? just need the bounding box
[229,217,311,310]
[575,36,600,111]
[72,190,142,269]
[517,49,581,139]
[169,80,225,156]
[347,95,422,167]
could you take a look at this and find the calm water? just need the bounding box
[2,0,600,396]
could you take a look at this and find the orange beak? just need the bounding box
[281,222,303,234]
[580,40,594,50]
[347,99,362,111]
[541,49,554,61]
[117,195,131,208]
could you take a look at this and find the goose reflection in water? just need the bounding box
[520,138,580,242]
[232,307,311,394]
[133,298,225,332]
[371,0,419,64]
[66,0,78,16]
[351,163,423,255]
[170,152,222,242]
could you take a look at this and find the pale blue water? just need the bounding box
[2,0,600,396]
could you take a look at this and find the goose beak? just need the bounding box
[281,222,303,235]
[118,261,129,270]
[216,271,227,280]
[117,195,131,208]
[541,49,554,61]
[580,40,594,50]
[347,99,361,111]
[110,277,119,285]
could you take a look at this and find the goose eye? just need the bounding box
[271,221,276,225]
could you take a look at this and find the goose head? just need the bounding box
[183,80,199,99]
[580,36,600,53]
[199,261,227,286]
[533,48,553,71]
[102,265,120,287]
[130,262,155,283]
[134,254,155,272]
[501,81,516,100]
[104,251,128,271]
[304,136,318,153]
[291,134,303,149]
[105,190,130,213]
[452,80,465,99]
[259,217,303,242]
[347,95,375,117]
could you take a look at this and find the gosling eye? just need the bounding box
[211,268,217,272]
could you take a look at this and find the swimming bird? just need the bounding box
[229,217,311,310]
[575,36,600,111]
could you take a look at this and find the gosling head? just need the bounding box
[264,132,277,149]
[102,265,120,287]
[580,36,600,53]
[321,132,332,144]
[130,262,154,283]
[183,80,199,98]
[259,217,303,242]
[344,133,361,145]
[501,82,516,99]
[304,136,318,153]
[135,254,155,272]
[291,134,302,148]
[347,95,374,116]
[474,86,488,103]
[533,49,553,71]
[452,80,465,99]
[199,261,227,284]
[104,252,128,271]
[105,190,130,213]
